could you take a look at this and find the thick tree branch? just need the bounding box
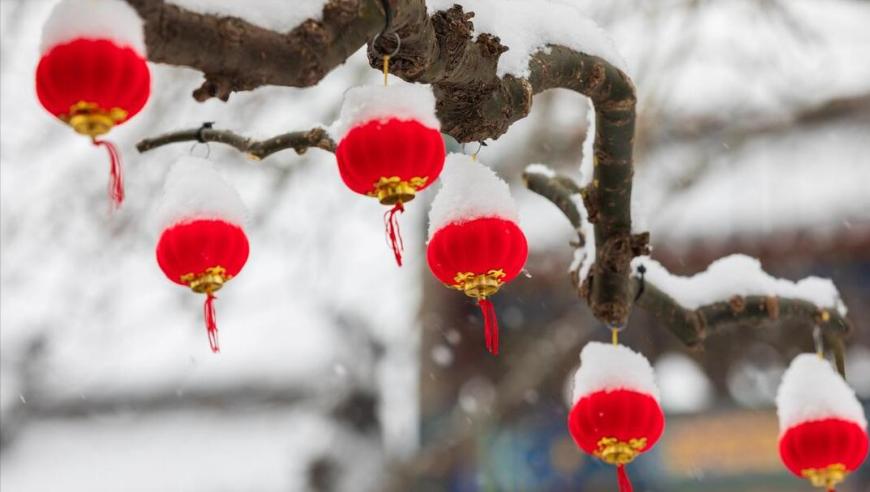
[136,126,336,159]
[125,0,387,100]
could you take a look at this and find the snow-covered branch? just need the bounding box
[136,126,336,159]
[124,0,386,101]
[524,170,853,373]
[631,256,852,373]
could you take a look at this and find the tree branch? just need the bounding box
[136,126,336,159]
[125,0,387,101]
[524,170,853,375]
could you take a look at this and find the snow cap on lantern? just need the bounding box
[426,154,528,355]
[568,342,665,492]
[155,155,248,232]
[333,82,445,266]
[40,0,146,55]
[332,82,443,203]
[571,341,661,404]
[776,354,868,490]
[37,0,150,133]
[36,0,151,207]
[155,156,250,353]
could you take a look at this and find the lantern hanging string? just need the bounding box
[479,298,499,355]
[373,0,400,87]
[204,291,220,353]
[616,464,633,492]
[813,325,824,359]
[91,138,124,207]
[611,324,625,345]
[384,201,405,266]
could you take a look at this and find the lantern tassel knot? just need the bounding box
[616,464,633,492]
[479,298,499,355]
[92,138,124,207]
[384,201,405,266]
[204,292,220,353]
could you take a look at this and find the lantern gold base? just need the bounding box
[594,437,647,466]
[452,269,506,299]
[181,266,231,294]
[370,176,428,205]
[61,101,127,137]
[802,463,846,489]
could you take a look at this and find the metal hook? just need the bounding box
[462,141,486,160]
[189,141,211,159]
[371,31,402,59]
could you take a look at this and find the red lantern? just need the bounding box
[155,157,250,353]
[334,85,445,265]
[776,354,868,491]
[36,0,151,207]
[780,419,868,491]
[426,155,528,354]
[567,342,665,491]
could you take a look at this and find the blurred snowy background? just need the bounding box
[1,0,869,491]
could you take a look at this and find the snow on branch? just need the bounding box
[634,255,847,316]
[136,126,336,159]
[631,256,852,374]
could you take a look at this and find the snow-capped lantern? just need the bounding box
[333,83,445,265]
[776,354,868,491]
[568,341,665,492]
[35,0,151,207]
[155,156,250,353]
[426,154,528,355]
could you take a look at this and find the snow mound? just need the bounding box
[330,83,440,141]
[168,0,327,33]
[572,341,660,404]
[40,0,145,55]
[155,156,248,231]
[633,255,847,316]
[427,0,627,77]
[524,163,556,178]
[776,353,867,433]
[428,154,518,239]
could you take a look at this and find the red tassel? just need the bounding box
[204,292,220,353]
[92,138,124,207]
[478,298,499,355]
[384,202,405,266]
[616,464,633,492]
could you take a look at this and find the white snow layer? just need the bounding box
[330,82,440,141]
[568,193,596,282]
[524,163,555,178]
[154,155,248,232]
[579,103,595,187]
[428,153,519,239]
[427,0,627,77]
[633,254,847,316]
[40,0,145,55]
[572,341,660,404]
[168,0,327,33]
[776,353,867,433]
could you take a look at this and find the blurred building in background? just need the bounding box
[2,1,869,491]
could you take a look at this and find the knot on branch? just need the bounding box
[765,296,780,320]
[434,77,531,142]
[581,187,598,223]
[193,77,234,102]
[630,232,650,257]
[729,295,746,314]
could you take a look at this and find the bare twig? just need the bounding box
[136,127,336,159]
